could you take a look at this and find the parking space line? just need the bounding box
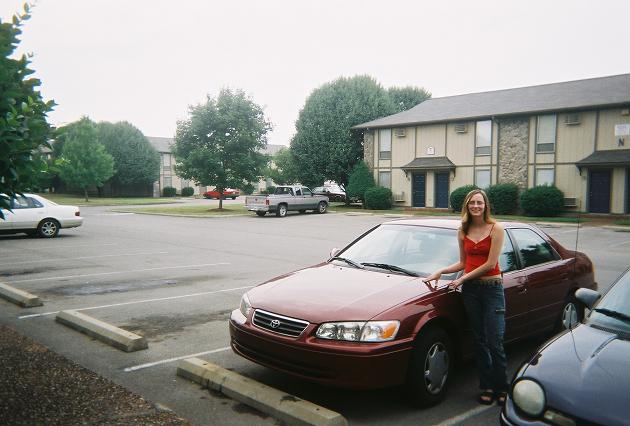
[431,405,495,426]
[0,251,169,266]
[7,262,231,284]
[18,285,253,319]
[609,239,630,248]
[124,347,231,372]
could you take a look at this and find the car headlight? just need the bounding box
[239,294,252,317]
[316,321,399,342]
[512,379,546,417]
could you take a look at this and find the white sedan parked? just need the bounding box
[0,194,83,238]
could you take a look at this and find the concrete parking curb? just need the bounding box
[177,358,347,426]
[603,225,630,232]
[0,282,43,308]
[55,310,148,352]
[343,212,373,216]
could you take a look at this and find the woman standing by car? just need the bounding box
[423,189,508,405]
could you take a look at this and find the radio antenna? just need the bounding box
[573,201,581,276]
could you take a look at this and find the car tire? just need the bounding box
[256,211,266,217]
[231,197,236,200]
[298,210,306,214]
[558,293,584,331]
[276,204,288,218]
[317,201,327,214]
[37,218,60,238]
[406,327,453,407]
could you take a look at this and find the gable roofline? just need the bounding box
[354,73,630,129]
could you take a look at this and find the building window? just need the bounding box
[163,177,172,188]
[535,168,554,186]
[181,180,189,188]
[379,129,391,160]
[475,169,491,189]
[475,120,492,156]
[379,171,391,188]
[162,153,171,169]
[536,114,556,153]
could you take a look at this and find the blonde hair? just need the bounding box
[461,189,495,235]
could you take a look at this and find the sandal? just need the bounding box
[496,391,507,406]
[478,390,495,405]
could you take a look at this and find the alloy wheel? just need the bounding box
[424,342,449,395]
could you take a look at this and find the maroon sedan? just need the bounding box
[229,219,596,406]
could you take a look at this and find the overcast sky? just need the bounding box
[3,0,629,146]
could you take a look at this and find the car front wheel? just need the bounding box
[317,201,327,214]
[406,327,452,407]
[37,219,60,238]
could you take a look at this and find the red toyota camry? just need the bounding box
[229,219,596,406]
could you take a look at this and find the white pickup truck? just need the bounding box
[245,185,329,217]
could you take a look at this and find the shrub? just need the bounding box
[181,186,194,197]
[241,183,255,195]
[449,185,478,212]
[486,183,519,215]
[364,186,392,210]
[520,185,564,217]
[163,186,177,197]
[346,161,375,202]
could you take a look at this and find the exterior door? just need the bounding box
[434,172,449,208]
[588,169,611,213]
[412,173,426,207]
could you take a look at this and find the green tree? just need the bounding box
[97,121,160,195]
[57,117,115,201]
[346,161,376,204]
[291,75,395,191]
[388,86,431,113]
[173,88,271,209]
[265,147,299,185]
[0,5,54,218]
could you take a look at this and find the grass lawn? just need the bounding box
[36,193,183,206]
[113,205,249,216]
[615,220,630,226]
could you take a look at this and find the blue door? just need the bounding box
[435,172,449,208]
[412,173,426,207]
[588,169,611,213]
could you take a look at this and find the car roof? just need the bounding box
[384,218,533,229]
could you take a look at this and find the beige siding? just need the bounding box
[392,127,415,167]
[392,169,411,204]
[556,111,597,163]
[555,165,584,206]
[476,156,491,166]
[452,166,474,190]
[597,109,630,150]
[535,153,555,165]
[612,168,626,214]
[378,159,391,169]
[417,124,446,157]
[528,117,537,161]
[426,172,435,207]
[447,123,475,165]
[528,165,535,187]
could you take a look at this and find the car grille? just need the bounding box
[252,309,309,337]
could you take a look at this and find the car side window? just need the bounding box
[295,188,302,196]
[511,228,558,268]
[499,232,518,273]
[29,197,43,208]
[302,188,312,196]
[12,196,32,209]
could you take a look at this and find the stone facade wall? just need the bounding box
[363,131,374,168]
[497,118,529,189]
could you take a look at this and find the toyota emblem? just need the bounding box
[270,319,281,328]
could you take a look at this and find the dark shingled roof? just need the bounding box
[401,156,456,170]
[355,74,630,129]
[146,136,173,153]
[576,149,630,169]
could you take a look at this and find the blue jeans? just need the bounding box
[461,279,508,392]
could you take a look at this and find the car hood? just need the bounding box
[247,263,434,323]
[521,324,630,425]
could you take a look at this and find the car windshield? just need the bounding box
[336,224,460,279]
[588,269,630,334]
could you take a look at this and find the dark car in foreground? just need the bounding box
[229,219,596,406]
[501,267,630,426]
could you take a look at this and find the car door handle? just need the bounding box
[517,285,527,294]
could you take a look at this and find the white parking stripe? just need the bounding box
[18,285,253,319]
[609,239,630,248]
[123,347,231,372]
[0,251,169,266]
[431,405,495,426]
[7,262,230,283]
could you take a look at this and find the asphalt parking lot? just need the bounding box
[1,200,628,425]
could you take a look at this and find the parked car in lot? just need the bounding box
[313,184,346,202]
[229,219,596,406]
[245,185,328,217]
[501,266,630,426]
[203,188,239,199]
[0,194,83,238]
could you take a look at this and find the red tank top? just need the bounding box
[463,226,501,276]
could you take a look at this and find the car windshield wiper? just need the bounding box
[361,262,418,277]
[329,256,364,269]
[593,308,630,324]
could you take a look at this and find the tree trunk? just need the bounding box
[84,187,89,202]
[218,194,223,210]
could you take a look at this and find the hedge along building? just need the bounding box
[354,73,630,214]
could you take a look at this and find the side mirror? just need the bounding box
[329,248,340,259]
[575,288,601,310]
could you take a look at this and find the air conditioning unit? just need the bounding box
[394,128,406,137]
[564,113,581,125]
[454,123,467,133]
[563,197,578,207]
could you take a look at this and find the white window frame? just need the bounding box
[475,120,492,156]
[536,114,557,153]
[379,129,391,160]
[379,171,391,189]
[163,177,172,188]
[535,168,554,186]
[162,153,171,169]
[475,169,491,189]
